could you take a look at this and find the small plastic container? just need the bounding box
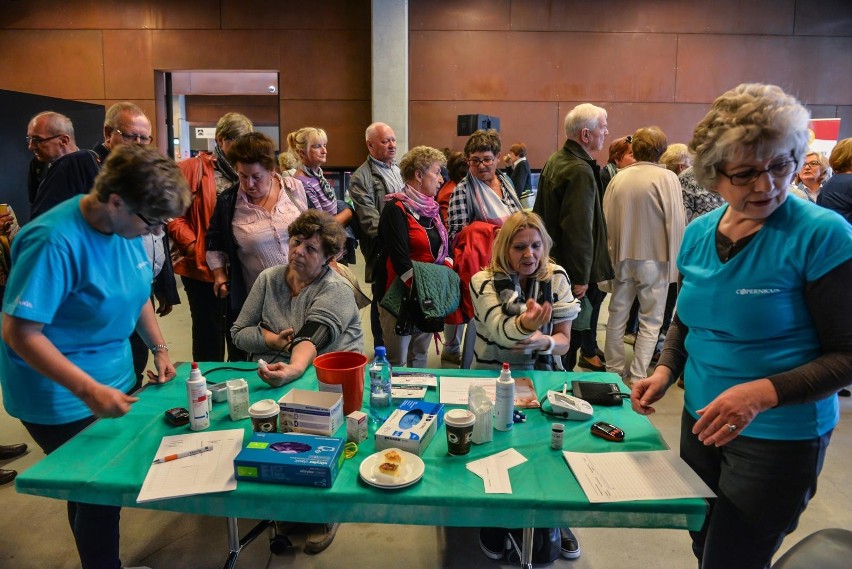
[226,378,250,421]
[468,384,493,444]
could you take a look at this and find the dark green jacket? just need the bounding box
[533,139,614,286]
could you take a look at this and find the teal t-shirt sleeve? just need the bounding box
[801,211,852,281]
[3,230,73,324]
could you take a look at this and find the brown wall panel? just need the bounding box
[0,0,221,30]
[103,30,154,100]
[0,31,104,100]
[151,30,281,70]
[410,101,559,168]
[221,0,370,30]
[277,31,370,101]
[410,0,511,31]
[676,35,852,105]
[794,0,852,37]
[412,0,794,34]
[186,95,279,125]
[280,100,371,168]
[411,31,677,103]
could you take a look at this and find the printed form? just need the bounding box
[137,429,244,503]
[563,450,716,503]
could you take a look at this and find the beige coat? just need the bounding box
[603,162,686,283]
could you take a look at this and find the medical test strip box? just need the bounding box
[278,389,344,436]
[234,432,345,487]
[374,400,445,456]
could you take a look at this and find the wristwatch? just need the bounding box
[150,343,169,354]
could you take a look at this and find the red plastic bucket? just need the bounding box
[313,351,368,415]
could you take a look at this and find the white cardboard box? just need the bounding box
[278,389,344,436]
[374,400,444,456]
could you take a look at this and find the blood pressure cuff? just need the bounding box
[290,321,332,351]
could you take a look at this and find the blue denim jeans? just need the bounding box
[680,410,831,569]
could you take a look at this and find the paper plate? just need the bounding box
[359,448,425,489]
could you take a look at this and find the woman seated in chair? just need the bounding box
[231,209,363,387]
[469,210,583,562]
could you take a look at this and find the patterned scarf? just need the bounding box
[464,170,522,227]
[213,144,238,184]
[385,184,449,263]
[300,165,337,214]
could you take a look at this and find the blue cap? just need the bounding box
[375,346,386,357]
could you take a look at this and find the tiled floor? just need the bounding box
[1,276,850,568]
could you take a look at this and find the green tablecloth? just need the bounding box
[16,363,706,530]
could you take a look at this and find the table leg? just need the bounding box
[222,517,274,569]
[521,527,534,568]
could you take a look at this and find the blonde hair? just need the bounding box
[489,211,554,282]
[286,127,327,167]
[829,138,852,174]
[398,146,447,181]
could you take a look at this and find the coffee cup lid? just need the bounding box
[445,408,476,427]
[248,399,279,418]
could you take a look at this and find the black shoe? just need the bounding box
[840,388,851,397]
[560,527,581,559]
[479,527,507,560]
[0,469,16,485]
[0,443,27,460]
[577,354,606,372]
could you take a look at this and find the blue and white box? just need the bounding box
[234,432,345,487]
[374,400,445,456]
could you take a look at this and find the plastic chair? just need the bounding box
[771,528,852,569]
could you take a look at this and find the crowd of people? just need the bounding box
[0,82,850,568]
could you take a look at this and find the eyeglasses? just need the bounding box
[802,161,821,169]
[135,212,164,228]
[26,134,62,146]
[468,156,496,167]
[114,129,153,145]
[718,158,798,187]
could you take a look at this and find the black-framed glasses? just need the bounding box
[717,158,798,187]
[468,156,496,167]
[26,134,62,146]
[115,129,153,145]
[135,212,164,228]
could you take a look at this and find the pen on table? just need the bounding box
[153,445,214,464]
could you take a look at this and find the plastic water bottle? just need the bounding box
[494,362,515,431]
[187,362,210,431]
[369,346,392,424]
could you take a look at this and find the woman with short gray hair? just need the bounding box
[632,83,852,569]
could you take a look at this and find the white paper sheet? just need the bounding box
[563,450,716,503]
[137,429,244,503]
[466,448,528,494]
[390,373,438,387]
[439,377,495,405]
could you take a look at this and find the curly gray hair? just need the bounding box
[689,83,810,189]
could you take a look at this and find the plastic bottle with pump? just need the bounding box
[368,346,393,424]
[187,362,210,431]
[494,362,515,431]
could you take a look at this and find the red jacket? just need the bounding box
[167,153,218,282]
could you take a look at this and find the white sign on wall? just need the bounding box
[195,127,216,139]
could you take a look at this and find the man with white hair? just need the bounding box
[534,104,614,374]
[349,122,404,348]
[26,111,100,219]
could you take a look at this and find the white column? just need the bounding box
[371,0,409,154]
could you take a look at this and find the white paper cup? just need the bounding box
[248,399,279,433]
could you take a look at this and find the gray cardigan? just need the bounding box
[231,264,364,362]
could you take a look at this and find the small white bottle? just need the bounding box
[187,362,210,431]
[494,362,515,431]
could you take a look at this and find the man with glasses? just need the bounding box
[534,104,614,376]
[94,102,180,391]
[26,111,100,220]
[350,122,405,349]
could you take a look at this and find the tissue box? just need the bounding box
[278,389,343,436]
[234,432,345,487]
[374,400,444,456]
